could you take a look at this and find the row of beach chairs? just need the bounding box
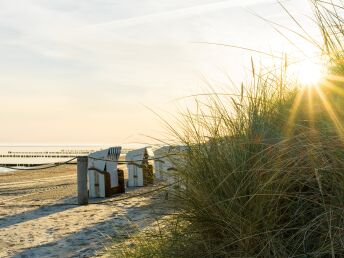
[87,146,158,198]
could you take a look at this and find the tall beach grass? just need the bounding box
[115,1,344,257]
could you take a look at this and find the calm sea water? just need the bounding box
[0,168,12,173]
[0,145,105,172]
[0,145,144,172]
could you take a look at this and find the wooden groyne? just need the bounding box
[0,150,93,167]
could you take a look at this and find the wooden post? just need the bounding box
[77,156,88,205]
[118,169,125,193]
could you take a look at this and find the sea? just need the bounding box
[0,145,141,173]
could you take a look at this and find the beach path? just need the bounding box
[0,165,170,257]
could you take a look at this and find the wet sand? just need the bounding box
[0,165,171,257]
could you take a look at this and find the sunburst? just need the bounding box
[298,60,326,87]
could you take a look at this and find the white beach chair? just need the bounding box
[126,147,154,187]
[88,147,121,197]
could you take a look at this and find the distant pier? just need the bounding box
[0,148,129,167]
[0,149,94,167]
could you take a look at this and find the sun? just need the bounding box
[298,60,325,87]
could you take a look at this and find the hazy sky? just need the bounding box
[0,0,318,145]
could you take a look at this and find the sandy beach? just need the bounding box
[0,165,172,257]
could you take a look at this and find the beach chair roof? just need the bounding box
[88,147,121,171]
[125,147,153,163]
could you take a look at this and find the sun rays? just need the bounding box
[298,60,326,87]
[286,66,344,141]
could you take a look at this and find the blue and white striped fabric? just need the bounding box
[108,147,121,161]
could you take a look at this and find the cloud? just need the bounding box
[0,0,315,144]
[86,0,271,29]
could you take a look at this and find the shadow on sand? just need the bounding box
[12,193,170,257]
[0,198,77,229]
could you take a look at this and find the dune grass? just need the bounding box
[113,1,344,257]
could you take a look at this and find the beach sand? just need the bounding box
[0,165,172,257]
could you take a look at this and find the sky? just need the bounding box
[0,0,319,145]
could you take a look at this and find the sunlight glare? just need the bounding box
[298,61,325,87]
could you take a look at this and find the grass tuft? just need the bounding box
[113,1,344,257]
